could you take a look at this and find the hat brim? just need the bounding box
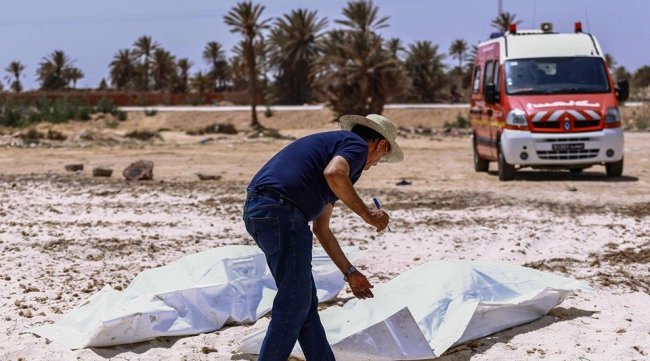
[339,115,403,163]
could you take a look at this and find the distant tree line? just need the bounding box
[2,2,650,128]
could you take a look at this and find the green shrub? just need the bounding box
[115,110,128,121]
[0,101,26,127]
[0,96,128,128]
[76,106,92,121]
[96,98,117,114]
[443,114,471,132]
[456,114,470,128]
[264,104,274,118]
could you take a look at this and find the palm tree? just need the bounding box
[604,53,618,73]
[633,66,650,88]
[386,38,405,60]
[336,0,388,34]
[132,35,160,91]
[175,58,193,93]
[614,66,631,83]
[151,48,176,91]
[65,67,84,89]
[269,8,328,104]
[202,41,228,91]
[316,1,408,116]
[98,78,109,90]
[37,50,74,90]
[109,49,136,90]
[5,61,26,92]
[228,55,247,91]
[462,45,478,89]
[405,41,447,102]
[449,39,468,73]
[491,12,522,32]
[465,45,478,69]
[191,71,212,100]
[224,1,271,129]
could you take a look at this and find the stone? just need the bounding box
[78,129,95,141]
[196,173,222,181]
[92,168,113,178]
[122,160,154,181]
[396,179,413,186]
[64,164,84,172]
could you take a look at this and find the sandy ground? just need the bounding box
[1,109,649,360]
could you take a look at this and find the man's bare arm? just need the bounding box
[313,204,374,299]
[323,155,388,231]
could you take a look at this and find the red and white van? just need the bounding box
[470,22,629,180]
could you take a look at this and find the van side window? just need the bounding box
[472,66,481,94]
[484,60,495,94]
[493,61,500,90]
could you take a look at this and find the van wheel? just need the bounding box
[498,147,516,181]
[606,158,624,177]
[473,138,489,172]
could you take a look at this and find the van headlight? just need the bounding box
[506,109,527,126]
[605,107,621,123]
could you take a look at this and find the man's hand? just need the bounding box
[347,271,374,299]
[363,208,389,232]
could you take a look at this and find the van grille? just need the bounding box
[537,149,599,160]
[574,120,600,128]
[529,110,602,131]
[533,121,560,129]
[537,137,593,143]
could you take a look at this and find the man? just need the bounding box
[242,114,403,360]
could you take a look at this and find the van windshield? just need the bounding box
[505,57,610,95]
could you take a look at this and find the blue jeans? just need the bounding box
[243,189,335,361]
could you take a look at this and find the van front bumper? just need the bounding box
[500,128,624,166]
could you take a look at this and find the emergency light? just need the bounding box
[575,21,583,33]
[509,23,517,33]
[540,22,553,32]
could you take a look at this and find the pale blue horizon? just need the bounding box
[2,0,647,91]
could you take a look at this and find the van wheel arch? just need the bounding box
[473,132,490,172]
[497,134,516,181]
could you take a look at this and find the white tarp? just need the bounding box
[29,245,353,349]
[240,260,590,360]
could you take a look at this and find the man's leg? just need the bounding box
[297,275,336,360]
[245,197,314,361]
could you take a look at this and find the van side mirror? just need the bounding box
[616,79,629,102]
[485,83,498,104]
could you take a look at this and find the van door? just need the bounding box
[471,42,501,161]
[487,60,503,160]
[470,65,492,158]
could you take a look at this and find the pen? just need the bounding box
[372,197,391,232]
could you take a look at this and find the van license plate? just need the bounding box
[552,143,584,151]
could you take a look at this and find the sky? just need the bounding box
[1,0,648,90]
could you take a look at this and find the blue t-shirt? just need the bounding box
[248,130,368,221]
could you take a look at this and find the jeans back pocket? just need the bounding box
[250,216,281,255]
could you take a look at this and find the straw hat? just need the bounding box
[339,114,404,163]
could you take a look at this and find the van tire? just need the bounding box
[498,146,516,181]
[606,158,624,177]
[473,137,489,172]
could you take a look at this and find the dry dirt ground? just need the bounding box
[0,109,649,360]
